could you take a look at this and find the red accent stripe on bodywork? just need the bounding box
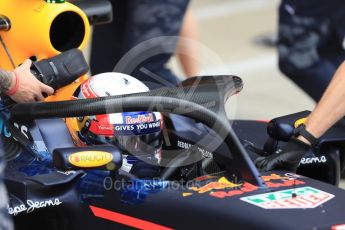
[90,205,173,230]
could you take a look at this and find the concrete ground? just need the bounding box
[170,0,345,188]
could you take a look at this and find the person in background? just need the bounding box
[256,60,345,172]
[176,8,200,77]
[278,0,345,101]
[91,0,200,88]
[0,60,54,230]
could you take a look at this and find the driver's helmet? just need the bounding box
[66,72,163,173]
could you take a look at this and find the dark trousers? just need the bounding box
[91,0,190,89]
[278,0,345,101]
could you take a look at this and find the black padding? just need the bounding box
[130,162,160,178]
[267,111,310,141]
[36,119,75,153]
[70,0,113,26]
[26,170,85,187]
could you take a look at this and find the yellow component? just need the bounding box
[0,1,92,147]
[66,117,81,132]
[0,0,90,70]
[218,177,238,186]
[68,151,113,168]
[294,117,307,128]
[190,177,241,194]
[66,124,85,146]
[45,75,87,102]
[182,193,193,197]
[261,174,288,182]
[65,114,90,146]
[63,76,89,146]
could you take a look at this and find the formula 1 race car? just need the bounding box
[3,51,345,229]
[2,1,345,229]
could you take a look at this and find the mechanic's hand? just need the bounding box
[8,59,54,103]
[254,138,310,172]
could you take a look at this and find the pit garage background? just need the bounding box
[85,0,344,188]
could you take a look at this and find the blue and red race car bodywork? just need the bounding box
[3,75,345,230]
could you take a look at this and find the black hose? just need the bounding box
[11,95,264,186]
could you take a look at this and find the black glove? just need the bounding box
[254,138,311,172]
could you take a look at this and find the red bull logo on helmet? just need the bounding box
[110,112,162,136]
[125,114,154,124]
